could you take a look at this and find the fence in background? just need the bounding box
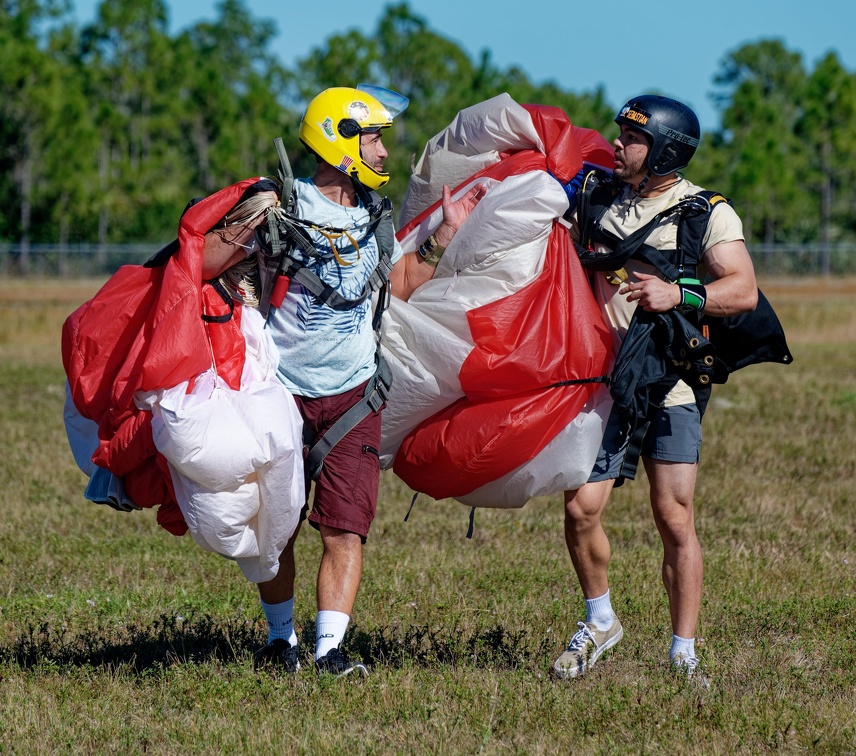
[2,242,855,278]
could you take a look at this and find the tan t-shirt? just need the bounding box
[585,178,744,406]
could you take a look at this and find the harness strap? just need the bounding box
[304,354,392,482]
[265,179,397,480]
[579,189,729,282]
[283,258,374,310]
[259,187,395,315]
[614,378,679,486]
[614,418,650,487]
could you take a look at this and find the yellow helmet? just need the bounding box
[299,84,408,190]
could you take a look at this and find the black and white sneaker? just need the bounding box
[253,639,301,673]
[314,646,368,678]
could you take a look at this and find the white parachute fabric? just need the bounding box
[399,94,546,225]
[381,93,613,508]
[142,307,304,583]
[454,388,612,508]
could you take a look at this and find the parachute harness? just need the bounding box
[254,138,397,484]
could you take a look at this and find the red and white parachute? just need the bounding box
[62,94,617,575]
[62,179,303,582]
[381,94,615,507]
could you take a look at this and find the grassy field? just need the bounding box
[0,276,854,754]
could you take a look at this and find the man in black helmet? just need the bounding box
[553,95,758,680]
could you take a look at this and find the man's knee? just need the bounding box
[319,525,363,553]
[652,497,697,546]
[564,481,613,530]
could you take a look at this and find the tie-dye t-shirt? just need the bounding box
[266,178,403,398]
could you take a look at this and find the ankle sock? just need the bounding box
[261,597,298,646]
[585,590,615,631]
[670,634,696,661]
[315,610,349,660]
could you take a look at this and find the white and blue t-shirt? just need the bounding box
[266,178,403,398]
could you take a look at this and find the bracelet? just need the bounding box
[677,278,707,310]
[416,234,446,267]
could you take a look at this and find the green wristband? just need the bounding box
[677,278,707,310]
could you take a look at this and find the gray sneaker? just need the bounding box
[553,618,623,679]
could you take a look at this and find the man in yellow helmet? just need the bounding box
[236,85,485,677]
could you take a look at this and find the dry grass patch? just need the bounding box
[0,276,853,753]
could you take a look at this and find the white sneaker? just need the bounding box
[671,653,700,674]
[672,653,710,688]
[553,617,623,679]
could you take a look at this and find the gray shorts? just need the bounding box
[588,403,702,483]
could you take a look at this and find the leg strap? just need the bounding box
[304,356,391,482]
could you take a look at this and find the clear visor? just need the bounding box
[357,83,409,119]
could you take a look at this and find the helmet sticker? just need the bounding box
[619,105,651,126]
[658,124,699,147]
[348,101,371,122]
[320,117,336,142]
[338,155,354,171]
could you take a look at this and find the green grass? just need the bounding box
[0,278,854,754]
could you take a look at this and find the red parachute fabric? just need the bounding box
[393,106,613,500]
[62,178,260,534]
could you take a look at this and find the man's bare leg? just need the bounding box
[257,523,301,605]
[644,458,702,640]
[316,525,363,614]
[563,479,616,598]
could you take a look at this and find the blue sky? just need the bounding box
[72,0,854,132]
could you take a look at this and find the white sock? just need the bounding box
[670,634,696,661]
[585,590,615,631]
[261,597,297,646]
[315,610,349,660]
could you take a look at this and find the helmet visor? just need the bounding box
[357,83,409,119]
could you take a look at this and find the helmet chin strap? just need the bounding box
[350,173,377,209]
[633,171,652,196]
[632,171,685,198]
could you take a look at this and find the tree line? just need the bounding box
[2,0,855,256]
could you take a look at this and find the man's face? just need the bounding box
[613,124,650,184]
[360,130,388,173]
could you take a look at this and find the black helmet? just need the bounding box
[615,95,700,176]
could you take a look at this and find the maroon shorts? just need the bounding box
[293,380,382,541]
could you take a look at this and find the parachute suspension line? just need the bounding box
[221,192,285,230]
[404,491,419,522]
[466,507,476,540]
[215,191,286,307]
[220,256,260,307]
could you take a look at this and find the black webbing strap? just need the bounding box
[466,507,476,539]
[200,278,235,323]
[614,418,650,486]
[404,491,419,521]
[545,376,610,389]
[581,192,725,281]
